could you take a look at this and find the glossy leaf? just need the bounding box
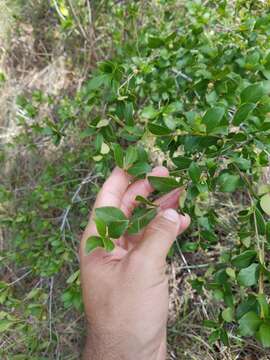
[237,263,259,287]
[233,103,256,125]
[85,236,104,254]
[202,106,225,133]
[148,176,180,192]
[238,311,262,336]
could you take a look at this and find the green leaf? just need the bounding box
[220,328,229,346]
[128,208,157,235]
[231,250,257,269]
[127,162,151,177]
[266,222,270,243]
[257,323,270,347]
[87,74,110,91]
[257,294,269,319]
[135,195,157,207]
[238,311,262,336]
[112,143,124,168]
[209,329,220,344]
[103,237,115,252]
[233,103,256,126]
[124,147,138,168]
[240,84,266,103]
[172,156,192,170]
[107,220,129,239]
[222,307,234,322]
[188,162,201,183]
[0,319,13,333]
[148,176,180,192]
[260,193,270,216]
[237,263,259,287]
[148,123,172,135]
[179,189,187,209]
[202,106,225,133]
[217,173,241,193]
[66,269,80,284]
[255,207,266,235]
[95,218,107,238]
[95,207,127,223]
[141,105,159,119]
[85,236,104,254]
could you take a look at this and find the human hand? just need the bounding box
[80,166,190,360]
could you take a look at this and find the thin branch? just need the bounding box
[175,239,209,319]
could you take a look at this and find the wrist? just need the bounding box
[83,327,122,360]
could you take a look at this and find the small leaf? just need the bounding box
[103,237,115,252]
[238,311,262,336]
[148,123,172,135]
[217,173,241,193]
[112,143,124,168]
[141,105,159,119]
[95,207,128,223]
[233,103,256,125]
[135,195,157,207]
[220,328,229,346]
[148,176,180,192]
[128,208,157,235]
[108,220,129,238]
[255,208,266,235]
[202,106,225,133]
[188,162,201,183]
[179,189,187,209]
[257,294,269,319]
[85,236,104,254]
[96,119,110,128]
[260,193,270,216]
[240,84,266,103]
[87,74,110,91]
[0,319,13,333]
[231,250,257,269]
[100,142,110,155]
[127,162,151,177]
[172,156,192,170]
[66,270,80,284]
[95,218,107,238]
[222,307,234,322]
[257,323,270,347]
[124,147,138,169]
[237,263,259,287]
[209,329,220,344]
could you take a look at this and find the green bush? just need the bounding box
[1,0,270,356]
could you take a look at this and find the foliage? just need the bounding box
[1,0,270,357]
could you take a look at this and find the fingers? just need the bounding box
[120,166,169,217]
[134,209,190,265]
[93,167,130,211]
[154,187,183,210]
[80,167,130,252]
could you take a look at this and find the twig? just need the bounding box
[5,269,32,287]
[52,0,66,21]
[175,239,209,319]
[60,172,95,232]
[66,0,88,40]
[49,277,54,342]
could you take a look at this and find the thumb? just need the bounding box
[135,209,190,264]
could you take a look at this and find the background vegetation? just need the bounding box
[1,0,270,359]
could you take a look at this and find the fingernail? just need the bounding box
[163,209,179,222]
